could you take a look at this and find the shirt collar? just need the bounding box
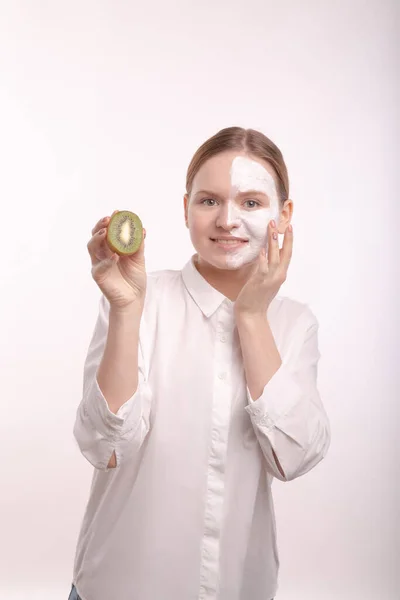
[181,254,233,318]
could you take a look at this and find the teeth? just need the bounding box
[215,239,245,244]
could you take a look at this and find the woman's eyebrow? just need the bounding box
[194,189,225,200]
[236,189,269,199]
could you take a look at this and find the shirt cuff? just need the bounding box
[244,363,302,432]
[83,375,145,439]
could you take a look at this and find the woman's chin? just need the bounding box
[195,250,253,272]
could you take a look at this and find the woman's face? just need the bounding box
[184,150,282,270]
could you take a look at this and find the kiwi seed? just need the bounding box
[106,210,143,256]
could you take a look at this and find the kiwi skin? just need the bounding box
[106,210,143,256]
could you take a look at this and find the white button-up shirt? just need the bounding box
[72,255,331,600]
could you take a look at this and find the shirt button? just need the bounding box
[218,372,226,380]
[220,336,226,343]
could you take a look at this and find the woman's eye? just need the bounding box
[201,198,260,208]
[244,200,261,208]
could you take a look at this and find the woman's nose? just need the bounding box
[216,204,241,229]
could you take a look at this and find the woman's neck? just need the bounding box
[193,254,254,302]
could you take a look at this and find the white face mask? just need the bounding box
[222,156,281,269]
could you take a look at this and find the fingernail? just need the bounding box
[271,220,276,228]
[288,224,293,232]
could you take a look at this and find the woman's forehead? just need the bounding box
[191,151,278,196]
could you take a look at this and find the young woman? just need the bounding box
[68,127,331,600]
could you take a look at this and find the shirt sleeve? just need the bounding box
[245,306,331,482]
[73,295,152,471]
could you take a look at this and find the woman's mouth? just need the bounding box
[211,238,249,251]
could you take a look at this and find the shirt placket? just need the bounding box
[198,302,234,600]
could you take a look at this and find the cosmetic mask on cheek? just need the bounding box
[223,156,281,269]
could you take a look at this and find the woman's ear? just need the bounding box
[278,199,293,234]
[183,194,189,228]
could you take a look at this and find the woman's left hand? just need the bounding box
[234,220,293,317]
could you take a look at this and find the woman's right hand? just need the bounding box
[87,211,147,309]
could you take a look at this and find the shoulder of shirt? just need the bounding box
[145,267,182,294]
[147,267,181,284]
[144,267,183,303]
[273,294,319,330]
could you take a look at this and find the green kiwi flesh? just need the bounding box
[106,211,143,256]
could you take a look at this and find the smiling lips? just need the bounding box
[211,237,249,250]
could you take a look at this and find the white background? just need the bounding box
[0,1,398,599]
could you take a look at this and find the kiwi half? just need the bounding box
[106,210,143,256]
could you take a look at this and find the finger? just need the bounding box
[91,210,119,236]
[87,228,113,264]
[279,224,293,270]
[268,220,280,268]
[92,216,110,236]
[256,246,268,276]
